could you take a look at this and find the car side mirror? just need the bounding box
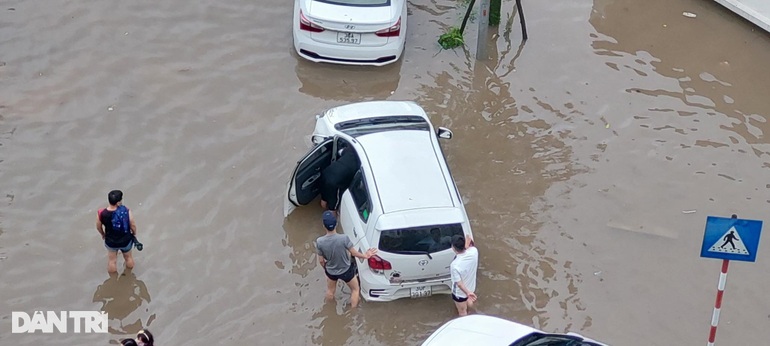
[437,127,453,140]
[311,135,326,145]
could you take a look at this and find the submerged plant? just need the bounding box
[438,27,464,49]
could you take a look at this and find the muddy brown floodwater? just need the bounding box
[1,0,769,345]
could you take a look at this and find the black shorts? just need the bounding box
[452,293,468,303]
[325,264,356,283]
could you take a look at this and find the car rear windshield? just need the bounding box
[315,0,390,7]
[335,116,429,137]
[378,223,464,254]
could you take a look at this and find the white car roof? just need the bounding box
[421,315,538,346]
[357,129,454,214]
[324,101,427,125]
[421,315,610,346]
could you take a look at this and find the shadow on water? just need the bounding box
[92,269,154,336]
[294,58,403,102]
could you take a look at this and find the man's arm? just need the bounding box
[318,255,327,267]
[129,210,137,235]
[349,247,378,260]
[465,233,474,249]
[456,280,477,302]
[95,212,105,240]
[316,243,327,267]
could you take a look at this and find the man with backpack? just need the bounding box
[96,190,137,273]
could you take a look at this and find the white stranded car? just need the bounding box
[422,315,609,346]
[285,101,473,301]
[292,0,407,66]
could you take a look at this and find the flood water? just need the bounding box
[1,0,770,344]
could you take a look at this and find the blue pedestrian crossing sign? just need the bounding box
[700,216,763,262]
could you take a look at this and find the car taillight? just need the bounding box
[375,17,401,37]
[368,255,392,274]
[299,10,324,33]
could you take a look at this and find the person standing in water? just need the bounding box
[96,190,137,273]
[316,211,376,309]
[450,234,478,316]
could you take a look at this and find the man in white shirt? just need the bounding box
[450,234,478,316]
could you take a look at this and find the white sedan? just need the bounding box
[292,0,407,66]
[422,315,609,346]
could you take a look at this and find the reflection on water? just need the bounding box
[294,59,403,102]
[590,0,770,129]
[414,25,591,332]
[92,269,154,336]
[282,206,321,279]
[309,302,353,346]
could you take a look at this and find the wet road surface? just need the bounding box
[1,0,769,344]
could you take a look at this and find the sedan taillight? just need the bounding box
[299,10,324,33]
[375,17,401,37]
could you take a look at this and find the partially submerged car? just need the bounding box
[285,101,473,301]
[421,315,609,346]
[292,0,407,66]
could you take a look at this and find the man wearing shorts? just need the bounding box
[450,234,478,316]
[316,211,376,308]
[96,190,137,273]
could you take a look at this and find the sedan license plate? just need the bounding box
[337,32,361,45]
[410,286,432,299]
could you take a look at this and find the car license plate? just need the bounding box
[410,286,432,299]
[337,32,361,45]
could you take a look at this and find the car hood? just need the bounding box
[422,315,537,346]
[306,0,394,25]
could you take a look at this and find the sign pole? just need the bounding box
[699,213,763,345]
[707,259,729,346]
[476,0,490,60]
[706,213,736,346]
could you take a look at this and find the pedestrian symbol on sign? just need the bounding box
[708,226,749,255]
[700,216,761,262]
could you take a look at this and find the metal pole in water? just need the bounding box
[708,259,730,346]
[707,213,737,346]
[476,0,490,60]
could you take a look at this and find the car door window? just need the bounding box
[348,170,371,222]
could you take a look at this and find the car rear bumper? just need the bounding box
[293,32,404,66]
[359,272,452,302]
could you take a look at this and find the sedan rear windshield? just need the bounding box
[378,223,464,254]
[315,0,391,7]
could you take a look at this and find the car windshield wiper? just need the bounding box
[390,250,433,260]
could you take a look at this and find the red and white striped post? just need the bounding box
[707,259,729,346]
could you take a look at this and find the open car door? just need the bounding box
[284,137,335,217]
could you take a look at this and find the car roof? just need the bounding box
[356,129,454,214]
[421,315,537,346]
[324,101,427,125]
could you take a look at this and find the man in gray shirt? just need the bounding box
[316,211,377,308]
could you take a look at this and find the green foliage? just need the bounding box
[489,0,501,26]
[438,27,464,49]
